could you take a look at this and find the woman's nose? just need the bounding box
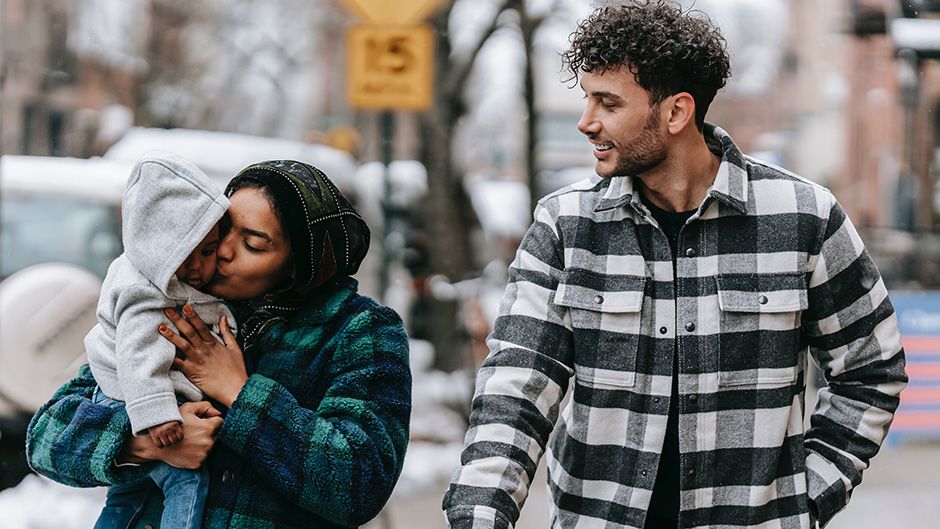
[217,234,234,262]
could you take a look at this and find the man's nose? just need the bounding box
[577,107,599,136]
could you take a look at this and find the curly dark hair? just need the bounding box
[562,1,730,131]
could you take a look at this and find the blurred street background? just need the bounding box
[2,0,940,527]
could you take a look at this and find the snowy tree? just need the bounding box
[143,0,327,138]
[67,0,336,139]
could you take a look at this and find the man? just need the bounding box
[443,2,907,529]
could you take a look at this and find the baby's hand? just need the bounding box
[148,421,184,448]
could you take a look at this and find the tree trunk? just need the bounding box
[418,8,476,369]
[521,10,540,220]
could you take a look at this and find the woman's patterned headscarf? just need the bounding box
[224,160,370,359]
[227,160,370,291]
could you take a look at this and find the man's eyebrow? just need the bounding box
[240,228,272,242]
[589,91,624,101]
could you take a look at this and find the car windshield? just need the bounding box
[1,191,122,279]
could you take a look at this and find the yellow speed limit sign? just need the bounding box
[347,25,434,110]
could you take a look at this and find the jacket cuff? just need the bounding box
[219,374,279,453]
[805,454,849,527]
[445,505,512,529]
[810,479,847,527]
[124,392,183,435]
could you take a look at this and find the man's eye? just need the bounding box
[243,241,261,253]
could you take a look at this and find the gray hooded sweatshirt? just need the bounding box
[85,152,235,435]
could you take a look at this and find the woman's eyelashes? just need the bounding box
[242,240,262,253]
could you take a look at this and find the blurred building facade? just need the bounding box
[2,0,94,157]
[701,0,940,287]
[1,0,363,158]
[841,0,940,286]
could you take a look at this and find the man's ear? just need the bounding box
[665,92,696,135]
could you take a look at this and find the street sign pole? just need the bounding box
[379,110,394,302]
[340,0,439,301]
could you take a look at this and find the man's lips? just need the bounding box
[589,138,614,157]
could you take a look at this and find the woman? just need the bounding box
[26,160,412,528]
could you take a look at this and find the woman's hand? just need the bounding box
[120,401,222,469]
[160,306,248,407]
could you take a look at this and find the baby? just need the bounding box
[145,222,220,447]
[84,151,235,529]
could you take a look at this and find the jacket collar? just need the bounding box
[706,124,749,215]
[234,275,359,365]
[593,123,749,216]
[301,275,359,324]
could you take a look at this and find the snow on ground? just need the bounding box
[0,474,106,529]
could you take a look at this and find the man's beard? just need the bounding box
[604,107,667,178]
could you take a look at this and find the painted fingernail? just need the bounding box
[159,324,168,333]
[183,305,193,315]
[164,308,174,317]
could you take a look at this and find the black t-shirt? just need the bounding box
[642,196,695,528]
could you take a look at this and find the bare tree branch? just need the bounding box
[442,0,517,101]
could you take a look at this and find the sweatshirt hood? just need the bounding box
[122,151,229,294]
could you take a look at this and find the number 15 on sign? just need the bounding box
[347,26,434,110]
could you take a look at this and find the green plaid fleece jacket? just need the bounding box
[27,277,411,528]
[443,125,907,529]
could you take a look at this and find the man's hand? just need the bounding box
[120,401,223,469]
[148,421,183,448]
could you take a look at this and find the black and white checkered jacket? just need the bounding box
[443,125,907,529]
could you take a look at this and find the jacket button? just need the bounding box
[641,470,648,477]
[659,326,668,335]
[685,321,696,332]
[685,248,697,258]
[758,295,769,305]
[689,394,698,403]
[594,295,604,304]
[222,470,234,484]
[688,468,695,476]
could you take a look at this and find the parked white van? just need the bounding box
[103,127,358,190]
[1,155,132,280]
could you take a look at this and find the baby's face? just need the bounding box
[176,224,220,290]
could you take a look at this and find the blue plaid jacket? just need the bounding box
[27,277,411,528]
[444,125,907,529]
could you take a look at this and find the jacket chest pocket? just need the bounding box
[556,269,646,389]
[715,272,807,387]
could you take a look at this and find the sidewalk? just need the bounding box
[826,441,940,528]
[374,440,940,529]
